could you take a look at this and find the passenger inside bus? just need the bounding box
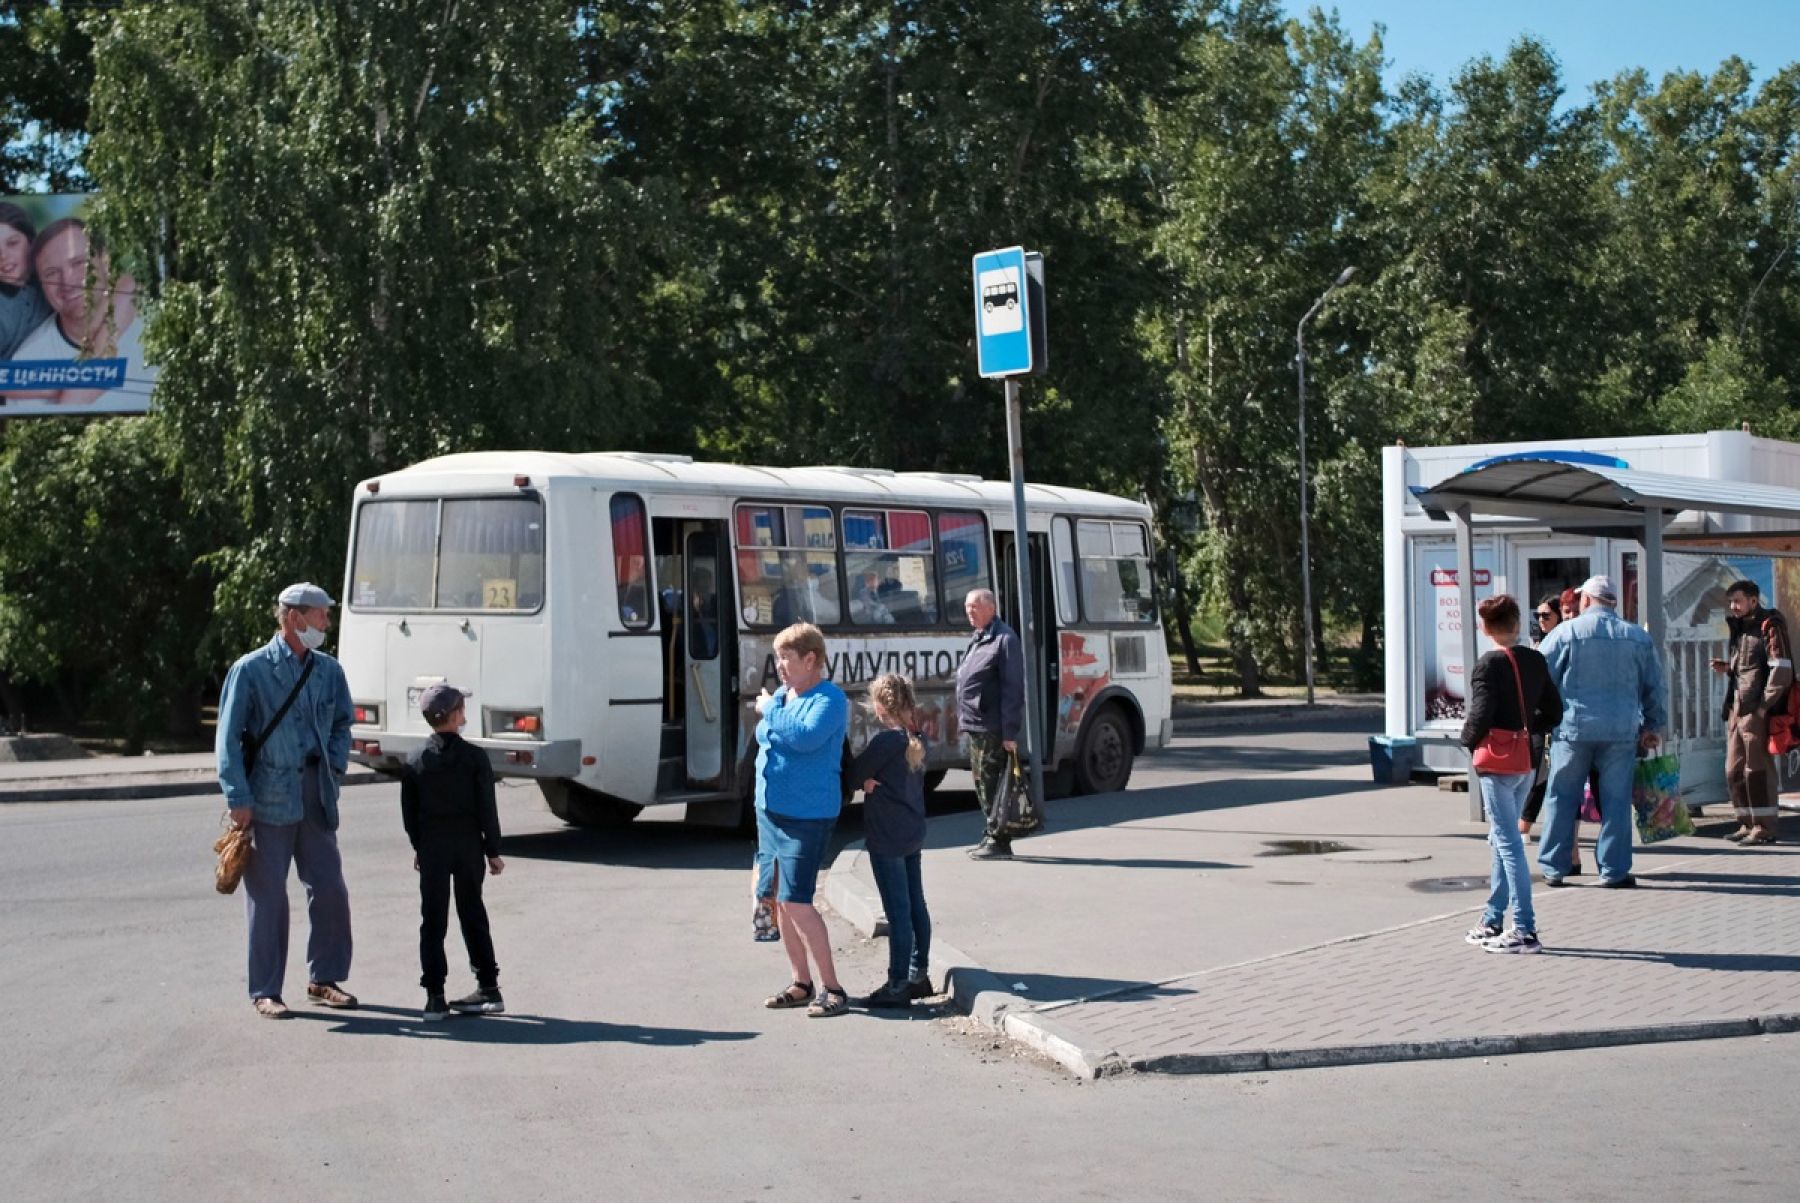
[850,570,896,625]
[772,559,840,627]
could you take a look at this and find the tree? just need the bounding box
[0,418,215,750]
[0,0,97,191]
[1141,1,1384,692]
[83,0,659,651]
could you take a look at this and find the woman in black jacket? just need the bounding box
[1461,594,1564,954]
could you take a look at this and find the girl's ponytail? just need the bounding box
[870,672,927,774]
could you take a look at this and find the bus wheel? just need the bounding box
[923,769,948,796]
[1073,705,1133,796]
[540,780,643,828]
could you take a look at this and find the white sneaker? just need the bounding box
[1482,928,1543,954]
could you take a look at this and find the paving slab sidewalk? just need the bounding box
[825,753,1800,1078]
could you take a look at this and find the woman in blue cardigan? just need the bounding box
[755,623,851,1017]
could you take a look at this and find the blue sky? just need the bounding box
[1315,1,1798,102]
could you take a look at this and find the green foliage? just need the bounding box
[0,0,96,190]
[0,419,214,749]
[83,0,656,650]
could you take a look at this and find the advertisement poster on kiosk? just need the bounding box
[0,193,157,418]
[1415,542,1496,725]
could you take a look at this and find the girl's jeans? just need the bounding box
[867,852,931,986]
[1479,770,1537,934]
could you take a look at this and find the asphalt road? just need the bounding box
[5,723,1798,1200]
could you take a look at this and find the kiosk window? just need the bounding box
[735,503,842,627]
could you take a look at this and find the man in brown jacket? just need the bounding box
[1712,579,1792,845]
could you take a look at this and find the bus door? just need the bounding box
[682,525,730,788]
[996,530,1058,762]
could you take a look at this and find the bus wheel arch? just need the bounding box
[540,779,644,828]
[1071,692,1142,796]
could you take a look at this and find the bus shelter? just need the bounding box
[1414,451,1800,811]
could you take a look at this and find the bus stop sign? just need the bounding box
[972,246,1046,378]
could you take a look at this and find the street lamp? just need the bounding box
[1295,265,1357,706]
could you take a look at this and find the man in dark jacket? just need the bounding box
[955,588,1025,860]
[1712,579,1792,845]
[402,683,506,1021]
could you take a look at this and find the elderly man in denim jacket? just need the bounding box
[1535,574,1668,888]
[216,582,357,1018]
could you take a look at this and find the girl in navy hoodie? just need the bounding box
[851,673,934,1008]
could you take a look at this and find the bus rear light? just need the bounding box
[353,739,382,756]
[485,707,544,739]
[353,704,381,725]
[505,749,535,765]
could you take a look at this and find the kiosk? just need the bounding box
[1382,429,1800,805]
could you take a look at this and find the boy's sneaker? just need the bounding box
[906,975,935,1000]
[422,993,450,1022]
[1464,921,1503,945]
[1482,928,1543,954]
[450,986,505,1015]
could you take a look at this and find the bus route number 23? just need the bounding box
[482,578,518,609]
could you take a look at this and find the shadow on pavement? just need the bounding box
[919,775,1376,852]
[1009,854,1246,871]
[973,971,1195,1006]
[499,823,751,870]
[293,1003,758,1045]
[1644,869,1800,898]
[1148,744,1368,773]
[1544,947,1800,972]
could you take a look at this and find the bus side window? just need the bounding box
[938,511,990,624]
[611,494,652,628]
[1051,516,1079,624]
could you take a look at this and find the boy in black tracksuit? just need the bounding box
[401,683,505,1021]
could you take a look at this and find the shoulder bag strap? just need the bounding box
[1501,646,1527,728]
[248,654,316,761]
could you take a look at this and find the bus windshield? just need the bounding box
[350,496,546,612]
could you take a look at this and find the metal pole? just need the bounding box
[1453,503,1482,821]
[1296,327,1315,705]
[1004,376,1047,808]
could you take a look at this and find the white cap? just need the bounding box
[278,582,336,608]
[1579,574,1618,605]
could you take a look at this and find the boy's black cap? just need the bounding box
[419,683,470,724]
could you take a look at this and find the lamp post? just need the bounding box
[1295,265,1357,706]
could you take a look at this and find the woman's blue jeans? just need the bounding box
[867,852,931,986]
[1479,770,1536,934]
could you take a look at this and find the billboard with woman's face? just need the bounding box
[0,194,157,417]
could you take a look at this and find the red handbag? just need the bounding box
[1472,647,1533,774]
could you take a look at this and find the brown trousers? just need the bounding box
[1726,711,1778,824]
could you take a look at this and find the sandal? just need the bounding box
[764,981,813,1009]
[1742,831,1780,846]
[807,987,848,1018]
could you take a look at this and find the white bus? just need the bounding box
[338,452,1172,827]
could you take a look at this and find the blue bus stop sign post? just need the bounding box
[970,246,1049,816]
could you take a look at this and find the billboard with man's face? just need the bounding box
[0,193,157,417]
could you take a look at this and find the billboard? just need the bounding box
[0,194,157,417]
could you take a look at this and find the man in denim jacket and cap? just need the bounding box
[216,582,357,1018]
[1535,574,1668,888]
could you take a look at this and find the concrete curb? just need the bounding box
[821,838,1124,1078]
[1132,1013,1800,1075]
[0,768,389,804]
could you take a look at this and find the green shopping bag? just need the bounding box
[1632,752,1692,844]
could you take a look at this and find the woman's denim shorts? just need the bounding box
[757,807,837,905]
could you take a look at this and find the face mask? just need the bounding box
[297,625,326,651]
